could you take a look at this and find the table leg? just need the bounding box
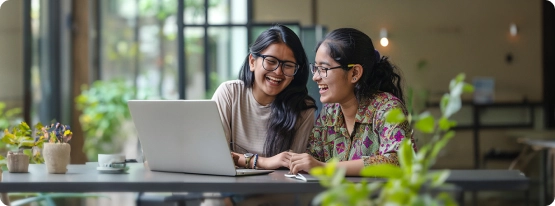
[541,149,548,206]
[0,193,9,206]
[550,148,555,202]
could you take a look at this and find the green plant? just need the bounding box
[8,193,109,206]
[0,122,49,164]
[0,102,22,131]
[311,73,474,206]
[75,79,136,161]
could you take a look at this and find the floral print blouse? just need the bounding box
[307,92,416,167]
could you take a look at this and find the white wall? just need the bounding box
[254,0,544,169]
[0,0,24,108]
[255,0,542,102]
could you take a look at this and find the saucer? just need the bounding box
[96,167,126,173]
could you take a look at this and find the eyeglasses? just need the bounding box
[252,53,299,77]
[310,63,356,78]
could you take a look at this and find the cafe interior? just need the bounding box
[0,0,554,205]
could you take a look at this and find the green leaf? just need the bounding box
[427,170,450,187]
[463,83,474,93]
[415,144,430,163]
[360,164,403,178]
[385,108,406,124]
[443,95,461,118]
[450,81,463,97]
[310,166,325,176]
[23,149,32,157]
[2,132,16,145]
[439,94,449,115]
[0,155,4,160]
[438,117,457,131]
[436,192,459,206]
[398,139,415,172]
[455,73,465,83]
[325,159,338,176]
[430,131,455,159]
[330,167,346,187]
[19,122,30,132]
[414,114,435,134]
[19,140,35,149]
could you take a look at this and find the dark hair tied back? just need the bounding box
[317,28,404,103]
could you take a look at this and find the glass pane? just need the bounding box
[184,28,206,99]
[206,27,247,98]
[100,0,138,81]
[184,0,205,25]
[137,0,178,100]
[230,0,247,24]
[101,0,178,99]
[230,27,248,79]
[207,0,246,24]
[208,0,228,24]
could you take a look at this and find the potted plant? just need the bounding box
[41,123,73,174]
[1,122,46,173]
[310,73,473,206]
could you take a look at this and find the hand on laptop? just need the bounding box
[231,152,240,166]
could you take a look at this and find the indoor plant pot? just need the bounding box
[43,143,71,174]
[6,151,29,173]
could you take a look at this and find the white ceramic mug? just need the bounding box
[98,154,126,169]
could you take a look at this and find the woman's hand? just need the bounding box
[289,153,324,174]
[231,152,240,166]
[257,151,292,169]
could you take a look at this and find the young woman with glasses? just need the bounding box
[211,25,317,170]
[288,28,417,176]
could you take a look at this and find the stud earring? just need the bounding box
[353,78,357,81]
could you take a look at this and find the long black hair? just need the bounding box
[238,25,316,157]
[316,28,404,102]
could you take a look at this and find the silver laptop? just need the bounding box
[128,100,273,176]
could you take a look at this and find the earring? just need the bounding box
[353,78,357,81]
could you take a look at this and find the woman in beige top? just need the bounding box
[212,25,316,170]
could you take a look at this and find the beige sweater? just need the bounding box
[211,80,315,156]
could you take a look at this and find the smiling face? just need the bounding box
[249,43,296,105]
[313,43,357,104]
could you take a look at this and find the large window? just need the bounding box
[100,0,252,100]
[100,0,179,99]
[98,0,320,101]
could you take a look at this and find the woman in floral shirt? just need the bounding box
[288,28,416,176]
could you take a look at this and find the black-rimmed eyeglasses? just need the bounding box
[310,63,355,78]
[252,53,299,77]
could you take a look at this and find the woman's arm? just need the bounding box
[256,152,292,169]
[288,153,365,176]
[371,97,414,166]
[362,153,399,166]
